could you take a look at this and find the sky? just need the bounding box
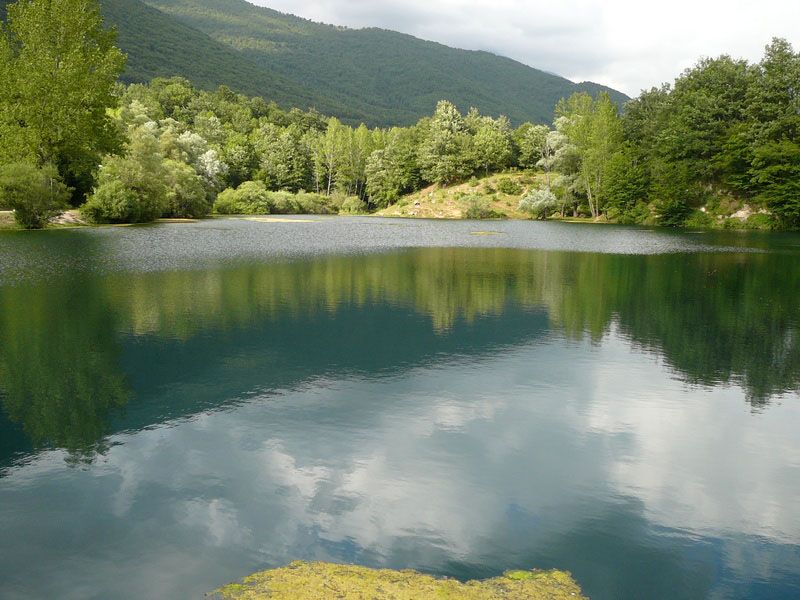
[251,0,800,97]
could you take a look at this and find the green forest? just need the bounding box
[1,0,800,229]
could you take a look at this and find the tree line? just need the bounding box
[1,0,799,229]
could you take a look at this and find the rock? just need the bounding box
[210,561,588,600]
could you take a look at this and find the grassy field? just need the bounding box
[375,172,551,220]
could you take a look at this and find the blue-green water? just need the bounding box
[0,217,799,599]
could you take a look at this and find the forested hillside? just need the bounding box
[1,0,628,126]
[0,0,351,116]
[136,0,628,127]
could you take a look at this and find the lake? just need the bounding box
[0,216,798,600]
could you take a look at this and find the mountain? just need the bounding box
[143,0,629,126]
[2,0,629,126]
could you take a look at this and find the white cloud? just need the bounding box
[251,0,800,96]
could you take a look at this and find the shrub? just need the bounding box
[744,213,775,230]
[82,180,148,224]
[0,163,70,229]
[462,195,503,219]
[497,178,522,195]
[468,176,479,187]
[339,196,368,214]
[295,192,333,214]
[684,209,713,228]
[162,160,210,218]
[213,188,242,214]
[653,196,692,227]
[82,154,166,224]
[269,191,300,214]
[213,181,273,214]
[518,189,559,220]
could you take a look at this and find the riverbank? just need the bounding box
[373,172,777,229]
[211,561,588,599]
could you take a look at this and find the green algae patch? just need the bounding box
[210,560,588,600]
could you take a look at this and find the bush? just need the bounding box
[684,209,713,228]
[269,191,300,214]
[518,189,559,220]
[497,178,522,195]
[212,188,242,214]
[82,154,167,224]
[162,160,210,218]
[468,176,479,187]
[339,196,368,214]
[462,195,503,219]
[295,192,333,214]
[82,180,149,223]
[0,163,70,229]
[653,196,692,227]
[213,181,273,214]
[744,213,775,230]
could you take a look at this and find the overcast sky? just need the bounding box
[251,0,800,97]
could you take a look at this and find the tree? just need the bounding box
[418,101,474,184]
[0,0,126,202]
[519,189,559,220]
[471,115,513,175]
[746,38,800,226]
[310,117,348,195]
[81,125,167,223]
[556,92,622,218]
[365,127,421,207]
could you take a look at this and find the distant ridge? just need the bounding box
[1,0,629,126]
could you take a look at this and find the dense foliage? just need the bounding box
[0,0,125,211]
[598,39,800,228]
[0,163,70,228]
[2,0,800,228]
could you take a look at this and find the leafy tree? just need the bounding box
[82,125,167,223]
[254,123,312,192]
[418,101,474,184]
[471,115,513,175]
[310,117,348,195]
[519,189,559,220]
[162,159,209,218]
[0,162,70,228]
[746,38,800,226]
[365,127,421,207]
[214,180,273,214]
[518,124,550,171]
[0,0,126,201]
[604,144,650,219]
[556,92,622,217]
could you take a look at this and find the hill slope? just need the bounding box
[2,0,629,126]
[143,0,629,126]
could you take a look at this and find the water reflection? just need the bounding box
[1,247,799,461]
[0,233,799,600]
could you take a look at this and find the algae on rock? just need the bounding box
[211,560,588,599]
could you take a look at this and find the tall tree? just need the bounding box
[418,101,474,184]
[746,38,800,226]
[556,92,622,218]
[0,0,126,201]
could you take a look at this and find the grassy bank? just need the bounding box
[211,561,588,600]
[374,172,777,229]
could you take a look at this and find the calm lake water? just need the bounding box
[1,217,799,600]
